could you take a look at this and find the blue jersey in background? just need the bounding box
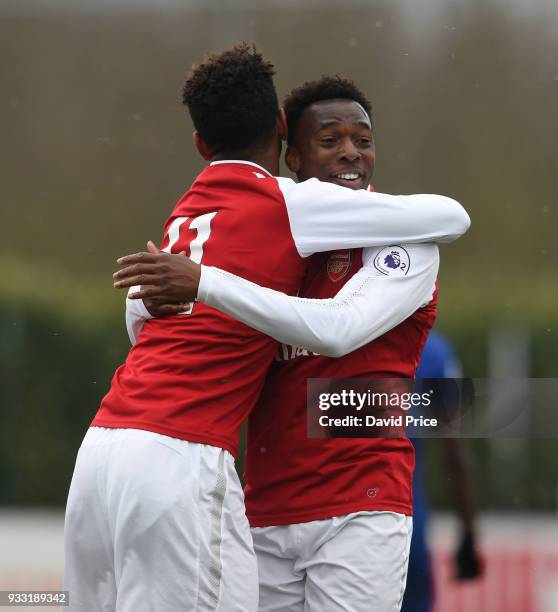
[401,331,461,612]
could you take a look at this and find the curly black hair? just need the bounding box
[182,43,279,155]
[284,76,373,145]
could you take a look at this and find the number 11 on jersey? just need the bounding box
[162,212,216,315]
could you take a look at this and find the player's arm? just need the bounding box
[443,436,482,579]
[113,181,468,304]
[196,244,438,357]
[280,177,470,256]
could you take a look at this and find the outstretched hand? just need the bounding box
[454,529,483,580]
[113,241,201,306]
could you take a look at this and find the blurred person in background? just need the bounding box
[402,330,483,612]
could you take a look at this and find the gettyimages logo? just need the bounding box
[317,389,433,412]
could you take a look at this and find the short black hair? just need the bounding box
[284,76,373,145]
[182,43,279,155]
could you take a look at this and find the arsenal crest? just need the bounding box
[327,250,352,282]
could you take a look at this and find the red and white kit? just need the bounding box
[187,240,437,611]
[66,160,467,612]
[252,251,436,612]
[99,163,462,457]
[245,247,437,526]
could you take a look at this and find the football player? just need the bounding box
[119,77,466,611]
[67,45,469,612]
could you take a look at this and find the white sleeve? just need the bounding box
[197,244,439,357]
[277,176,470,257]
[125,286,153,345]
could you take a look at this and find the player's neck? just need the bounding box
[211,144,280,176]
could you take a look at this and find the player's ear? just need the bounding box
[193,132,213,161]
[285,146,301,173]
[277,108,288,142]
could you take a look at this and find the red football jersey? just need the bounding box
[94,162,307,456]
[244,248,437,526]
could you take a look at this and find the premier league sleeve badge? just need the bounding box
[373,246,410,276]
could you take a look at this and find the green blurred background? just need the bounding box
[1,0,557,512]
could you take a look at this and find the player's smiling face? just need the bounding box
[286,99,374,190]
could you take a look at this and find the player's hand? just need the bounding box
[454,529,483,580]
[114,241,201,302]
[142,297,189,318]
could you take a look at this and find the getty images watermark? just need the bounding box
[317,388,437,428]
[306,378,558,438]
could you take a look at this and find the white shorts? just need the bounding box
[64,427,258,611]
[252,511,412,612]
